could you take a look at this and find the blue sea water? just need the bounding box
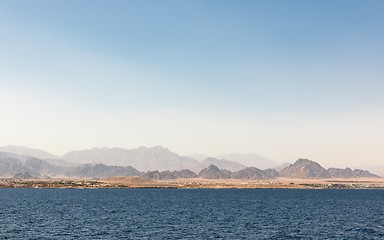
[0,189,383,239]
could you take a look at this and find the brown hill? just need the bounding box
[142,170,176,180]
[328,167,380,178]
[198,165,231,179]
[172,169,198,178]
[280,159,330,179]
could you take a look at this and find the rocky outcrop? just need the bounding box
[65,164,141,178]
[280,159,380,179]
[197,165,279,180]
[328,167,380,178]
[280,159,330,178]
[198,165,231,179]
[142,170,176,180]
[172,169,197,179]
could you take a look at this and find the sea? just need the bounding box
[0,188,383,239]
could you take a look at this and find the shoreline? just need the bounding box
[1,177,384,189]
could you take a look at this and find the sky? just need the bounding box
[0,0,383,167]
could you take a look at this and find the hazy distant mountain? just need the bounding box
[231,167,279,180]
[23,157,62,176]
[216,153,277,170]
[0,155,26,177]
[0,153,140,178]
[0,145,58,159]
[0,146,71,169]
[65,164,141,178]
[280,159,331,178]
[0,151,26,161]
[189,152,277,170]
[328,167,380,178]
[202,157,246,172]
[198,165,231,179]
[188,154,210,162]
[359,165,384,177]
[62,146,202,172]
[0,153,56,178]
[1,145,380,180]
[275,162,291,172]
[2,146,276,173]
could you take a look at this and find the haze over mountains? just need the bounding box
[0,145,382,179]
[189,153,277,170]
[0,145,59,160]
[62,146,202,172]
[0,145,278,177]
[61,146,279,172]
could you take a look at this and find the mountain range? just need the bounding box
[0,145,277,172]
[141,159,379,180]
[279,159,379,179]
[0,146,381,179]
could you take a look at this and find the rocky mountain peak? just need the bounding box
[280,158,330,178]
[198,165,231,179]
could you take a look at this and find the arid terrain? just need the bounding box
[136,177,384,189]
[1,177,384,189]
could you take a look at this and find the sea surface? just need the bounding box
[0,188,383,239]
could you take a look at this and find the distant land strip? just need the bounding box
[1,177,384,189]
[0,146,382,186]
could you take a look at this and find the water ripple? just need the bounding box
[0,189,383,239]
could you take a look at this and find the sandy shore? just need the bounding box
[155,177,384,189]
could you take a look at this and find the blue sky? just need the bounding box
[1,1,383,166]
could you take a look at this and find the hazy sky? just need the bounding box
[1,1,383,167]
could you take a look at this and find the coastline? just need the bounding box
[1,177,384,189]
